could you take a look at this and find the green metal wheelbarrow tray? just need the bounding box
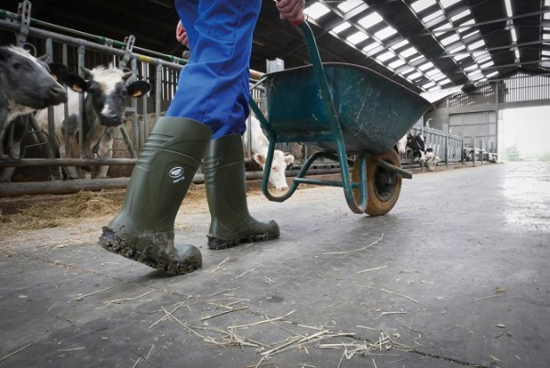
[249,21,433,215]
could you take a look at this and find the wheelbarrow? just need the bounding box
[249,21,433,215]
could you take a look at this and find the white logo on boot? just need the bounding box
[169,166,185,183]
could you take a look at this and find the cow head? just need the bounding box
[406,133,426,153]
[0,46,67,115]
[64,66,151,127]
[253,150,294,190]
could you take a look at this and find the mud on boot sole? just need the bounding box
[99,227,201,275]
[207,232,280,250]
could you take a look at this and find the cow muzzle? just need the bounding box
[99,114,123,127]
[48,84,68,105]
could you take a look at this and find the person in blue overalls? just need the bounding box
[99,0,305,275]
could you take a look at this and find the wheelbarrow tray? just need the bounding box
[263,62,432,154]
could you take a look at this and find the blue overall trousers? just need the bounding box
[168,0,261,139]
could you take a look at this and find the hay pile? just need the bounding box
[0,191,123,234]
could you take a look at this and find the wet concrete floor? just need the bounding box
[1,161,549,368]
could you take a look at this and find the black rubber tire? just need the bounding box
[352,150,402,216]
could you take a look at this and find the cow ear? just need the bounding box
[0,47,9,62]
[127,81,151,98]
[284,154,295,166]
[47,63,68,81]
[64,74,88,93]
[253,153,266,166]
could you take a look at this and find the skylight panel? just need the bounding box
[390,39,410,50]
[410,55,425,63]
[545,0,550,6]
[358,12,383,29]
[337,0,363,13]
[418,62,434,71]
[542,50,550,57]
[543,33,550,40]
[375,26,397,40]
[409,71,423,80]
[545,13,550,20]
[464,64,478,71]
[450,10,471,22]
[486,71,499,78]
[476,55,491,63]
[440,0,461,9]
[400,67,416,75]
[463,30,480,39]
[468,73,484,81]
[347,31,369,45]
[504,0,513,17]
[363,41,381,53]
[453,53,469,61]
[440,78,452,85]
[376,51,395,62]
[411,0,436,13]
[458,19,475,32]
[441,34,460,46]
[510,28,518,43]
[433,73,447,81]
[389,59,406,69]
[429,85,441,92]
[449,45,466,53]
[422,82,436,89]
[433,22,453,33]
[399,47,418,58]
[468,40,485,50]
[305,2,331,20]
[426,68,441,76]
[514,49,520,59]
[422,10,444,23]
[480,61,494,69]
[331,22,352,34]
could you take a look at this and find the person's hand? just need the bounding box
[276,0,305,25]
[176,20,189,47]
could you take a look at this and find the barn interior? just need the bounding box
[1,1,550,367]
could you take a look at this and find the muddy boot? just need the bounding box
[99,117,212,275]
[203,133,280,250]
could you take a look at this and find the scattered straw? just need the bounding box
[234,264,262,280]
[209,257,231,275]
[201,306,249,321]
[103,290,155,305]
[131,357,142,368]
[357,266,388,274]
[0,340,37,364]
[380,288,420,304]
[322,234,384,255]
[70,287,112,302]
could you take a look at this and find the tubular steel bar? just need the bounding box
[0,168,343,197]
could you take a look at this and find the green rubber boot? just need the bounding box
[203,133,280,250]
[99,117,212,275]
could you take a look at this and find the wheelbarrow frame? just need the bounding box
[249,21,422,214]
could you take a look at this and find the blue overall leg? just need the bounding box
[170,0,261,139]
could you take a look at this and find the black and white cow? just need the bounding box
[37,65,151,180]
[406,133,426,160]
[0,46,68,182]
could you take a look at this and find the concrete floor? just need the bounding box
[1,161,549,368]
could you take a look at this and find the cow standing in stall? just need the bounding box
[36,65,151,180]
[243,115,295,190]
[0,46,68,182]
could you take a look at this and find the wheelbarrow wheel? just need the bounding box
[352,149,402,216]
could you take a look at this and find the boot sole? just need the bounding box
[207,232,280,250]
[99,228,201,275]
